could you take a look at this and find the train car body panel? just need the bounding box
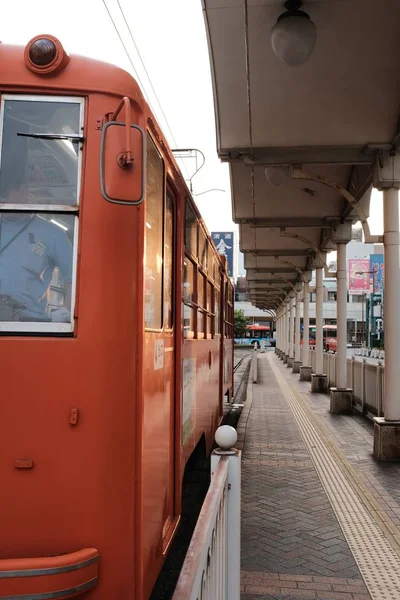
[0,36,234,600]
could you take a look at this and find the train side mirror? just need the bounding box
[100,121,145,205]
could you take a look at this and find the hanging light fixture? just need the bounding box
[271,0,317,67]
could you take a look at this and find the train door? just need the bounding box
[142,137,177,597]
[161,189,177,545]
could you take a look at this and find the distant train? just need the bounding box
[0,36,233,600]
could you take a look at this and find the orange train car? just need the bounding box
[0,36,234,599]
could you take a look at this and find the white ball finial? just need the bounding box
[215,425,237,450]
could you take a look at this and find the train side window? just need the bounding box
[164,193,174,330]
[183,258,195,339]
[206,281,213,339]
[0,95,83,333]
[185,200,197,258]
[199,229,207,271]
[214,288,220,335]
[197,271,206,339]
[144,134,164,330]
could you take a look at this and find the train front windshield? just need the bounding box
[0,96,82,332]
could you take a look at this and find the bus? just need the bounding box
[235,324,275,347]
[0,35,234,600]
[307,324,337,352]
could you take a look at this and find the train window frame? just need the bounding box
[164,191,175,331]
[144,133,165,332]
[183,255,195,340]
[0,94,84,334]
[198,228,207,271]
[184,198,198,260]
[214,287,220,335]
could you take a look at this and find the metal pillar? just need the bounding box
[336,243,347,389]
[382,187,400,421]
[315,267,323,374]
[289,297,295,357]
[330,224,353,413]
[278,309,282,350]
[294,291,301,362]
[299,281,312,381]
[276,309,280,352]
[285,301,290,356]
[311,266,328,392]
[302,282,310,367]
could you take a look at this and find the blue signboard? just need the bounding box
[369,254,384,293]
[211,232,234,277]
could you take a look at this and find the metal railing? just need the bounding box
[173,427,241,600]
[308,349,385,418]
[252,350,258,383]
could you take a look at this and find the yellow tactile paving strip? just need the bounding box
[268,352,400,600]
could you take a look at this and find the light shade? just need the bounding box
[271,11,317,66]
[265,166,292,187]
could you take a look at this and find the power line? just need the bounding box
[115,0,179,149]
[101,0,191,181]
[100,0,153,110]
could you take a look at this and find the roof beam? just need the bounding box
[221,146,374,165]
[237,217,334,228]
[244,249,313,257]
[245,277,294,284]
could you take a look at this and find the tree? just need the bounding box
[234,309,250,338]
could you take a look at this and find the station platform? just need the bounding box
[237,350,400,600]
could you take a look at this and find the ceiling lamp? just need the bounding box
[271,0,317,66]
[265,166,292,187]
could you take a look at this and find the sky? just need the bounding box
[0,0,384,267]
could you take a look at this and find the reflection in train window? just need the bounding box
[0,96,82,206]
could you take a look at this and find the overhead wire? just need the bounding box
[101,0,191,182]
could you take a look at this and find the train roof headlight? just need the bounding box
[25,35,70,75]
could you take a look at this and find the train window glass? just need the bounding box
[0,96,82,207]
[183,259,195,303]
[183,258,195,339]
[199,229,207,270]
[207,314,212,339]
[215,288,220,334]
[0,212,76,330]
[164,194,174,329]
[144,134,164,330]
[0,95,83,334]
[198,271,205,308]
[183,305,195,339]
[197,310,204,338]
[207,245,212,275]
[185,200,197,257]
[207,281,212,312]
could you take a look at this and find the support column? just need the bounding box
[276,309,281,355]
[293,287,302,373]
[330,227,353,413]
[287,294,295,368]
[374,184,400,459]
[283,301,289,363]
[300,281,312,381]
[311,266,327,393]
[284,298,290,362]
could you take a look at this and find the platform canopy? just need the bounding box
[202,0,400,310]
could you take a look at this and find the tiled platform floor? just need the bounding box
[238,351,400,600]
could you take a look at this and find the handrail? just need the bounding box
[173,458,229,599]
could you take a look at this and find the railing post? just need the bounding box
[351,356,355,390]
[213,426,241,600]
[252,351,258,384]
[361,359,366,413]
[376,362,383,417]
